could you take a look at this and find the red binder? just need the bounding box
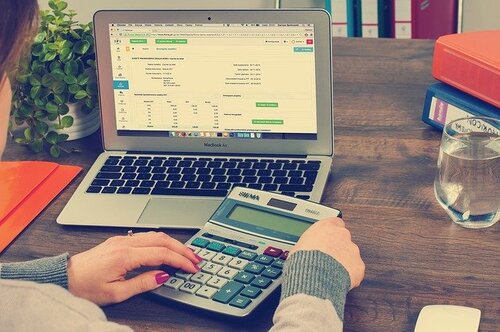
[0,161,81,252]
[432,30,500,108]
[391,0,457,39]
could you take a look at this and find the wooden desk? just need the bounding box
[2,38,499,332]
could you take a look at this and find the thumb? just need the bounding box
[109,270,169,303]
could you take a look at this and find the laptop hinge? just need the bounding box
[125,151,308,158]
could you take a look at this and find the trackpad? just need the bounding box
[137,198,222,228]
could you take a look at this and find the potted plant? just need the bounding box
[9,0,99,157]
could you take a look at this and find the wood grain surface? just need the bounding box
[1,38,499,332]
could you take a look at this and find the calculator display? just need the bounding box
[227,204,312,237]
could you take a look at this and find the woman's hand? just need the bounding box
[67,231,201,305]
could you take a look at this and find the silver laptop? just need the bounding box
[57,9,334,229]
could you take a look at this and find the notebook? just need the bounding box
[57,9,335,229]
[0,162,81,252]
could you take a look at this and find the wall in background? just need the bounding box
[40,0,325,23]
[460,0,500,32]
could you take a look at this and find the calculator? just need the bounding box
[152,187,341,317]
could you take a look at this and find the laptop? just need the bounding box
[57,9,334,229]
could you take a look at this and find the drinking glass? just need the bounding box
[434,116,500,228]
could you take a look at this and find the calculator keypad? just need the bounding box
[163,236,287,310]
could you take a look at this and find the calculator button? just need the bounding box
[163,277,184,290]
[198,249,217,261]
[244,262,265,274]
[212,253,232,265]
[222,246,242,256]
[280,251,289,260]
[238,250,258,261]
[190,272,212,284]
[228,258,249,270]
[206,242,225,252]
[206,276,228,289]
[261,267,282,279]
[201,262,223,275]
[229,295,252,309]
[234,271,255,284]
[263,246,283,257]
[191,237,210,248]
[175,271,194,280]
[212,281,245,304]
[195,286,218,299]
[240,286,262,299]
[179,282,202,294]
[217,267,239,279]
[255,254,274,265]
[251,276,272,289]
[272,259,285,269]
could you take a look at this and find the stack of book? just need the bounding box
[421,30,499,131]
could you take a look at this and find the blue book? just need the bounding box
[422,83,499,131]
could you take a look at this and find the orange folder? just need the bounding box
[0,161,81,253]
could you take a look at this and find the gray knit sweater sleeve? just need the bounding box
[270,250,351,332]
[0,253,69,288]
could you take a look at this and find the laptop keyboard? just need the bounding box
[86,155,321,200]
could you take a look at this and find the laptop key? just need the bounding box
[167,174,182,181]
[102,187,117,194]
[226,169,241,176]
[201,182,216,189]
[118,159,134,166]
[222,162,237,168]
[227,176,242,183]
[296,195,310,200]
[186,182,201,189]
[110,180,125,187]
[217,183,231,190]
[151,174,166,181]
[132,188,151,195]
[211,168,225,175]
[117,187,132,194]
[92,179,109,186]
[96,172,121,179]
[133,159,148,166]
[258,177,273,184]
[86,186,102,193]
[148,160,162,166]
[279,184,313,192]
[243,176,257,183]
[263,184,278,191]
[178,161,193,167]
[281,191,295,197]
[181,168,196,175]
[288,170,302,178]
[163,160,178,167]
[193,161,208,168]
[140,181,155,188]
[100,165,122,172]
[166,167,181,174]
[122,166,137,173]
[242,169,256,176]
[283,163,297,170]
[196,168,211,175]
[125,180,140,187]
[299,163,320,171]
[207,161,222,168]
[137,166,152,173]
[212,175,227,183]
[152,167,166,173]
[273,170,287,177]
[182,175,196,182]
[253,162,267,169]
[274,177,289,184]
[171,181,185,188]
[155,181,171,188]
[197,174,211,182]
[104,159,120,166]
[137,173,152,180]
[248,184,262,190]
[151,188,228,197]
[257,169,272,177]
[121,173,136,180]
[237,162,252,169]
[289,177,304,185]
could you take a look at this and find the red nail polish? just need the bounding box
[194,253,203,262]
[155,272,169,285]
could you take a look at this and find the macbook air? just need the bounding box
[57,9,335,229]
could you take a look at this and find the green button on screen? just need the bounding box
[252,119,284,125]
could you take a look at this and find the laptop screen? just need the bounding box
[109,23,317,141]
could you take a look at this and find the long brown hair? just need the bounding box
[0,0,39,80]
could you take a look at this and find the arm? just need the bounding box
[0,253,69,288]
[270,218,365,332]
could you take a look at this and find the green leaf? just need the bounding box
[43,52,57,62]
[53,94,65,105]
[34,98,46,108]
[58,104,69,115]
[48,0,58,11]
[74,90,88,100]
[18,105,32,117]
[35,121,49,135]
[64,75,78,85]
[30,139,44,153]
[73,40,90,55]
[30,75,42,86]
[61,115,74,128]
[34,31,47,44]
[70,30,80,39]
[58,133,69,142]
[34,110,47,119]
[32,44,45,56]
[16,72,31,84]
[50,144,61,158]
[46,43,59,51]
[46,101,59,113]
[52,81,66,95]
[77,73,89,85]
[49,61,62,71]
[64,60,78,76]
[60,48,73,62]
[57,1,68,11]
[51,68,66,80]
[30,85,42,99]
[68,84,80,94]
[42,73,57,88]
[46,131,59,144]
[15,138,27,144]
[24,127,33,141]
[86,81,98,96]
[47,112,58,121]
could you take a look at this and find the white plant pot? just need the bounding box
[45,101,100,141]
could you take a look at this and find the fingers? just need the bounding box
[107,270,169,304]
[117,232,200,264]
[125,247,200,273]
